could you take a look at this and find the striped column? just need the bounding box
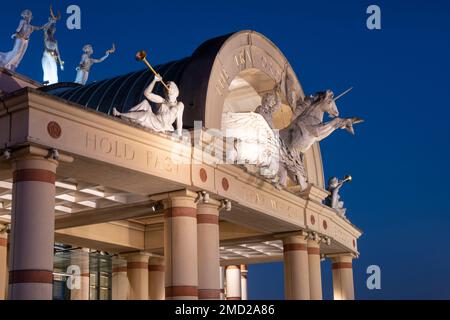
[164,192,198,300]
[225,265,241,300]
[0,229,7,300]
[307,240,322,300]
[219,266,225,300]
[240,265,248,300]
[125,252,150,300]
[70,248,90,300]
[331,254,355,300]
[8,157,58,300]
[148,256,165,300]
[112,257,128,300]
[283,235,310,300]
[197,201,220,300]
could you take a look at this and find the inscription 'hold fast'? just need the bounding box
[85,133,135,161]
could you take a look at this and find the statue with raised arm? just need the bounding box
[0,10,45,71]
[41,6,64,85]
[112,74,185,136]
[325,175,352,217]
[276,88,363,189]
[75,43,115,85]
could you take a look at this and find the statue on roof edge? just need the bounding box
[42,6,64,85]
[74,43,115,85]
[0,10,46,71]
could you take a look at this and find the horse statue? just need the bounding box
[223,87,363,191]
[277,88,363,189]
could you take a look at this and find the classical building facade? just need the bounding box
[0,30,361,300]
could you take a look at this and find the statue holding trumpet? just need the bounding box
[75,43,115,85]
[325,175,352,217]
[113,50,184,137]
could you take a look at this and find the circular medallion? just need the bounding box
[222,177,229,191]
[310,215,315,225]
[47,121,61,139]
[199,168,208,182]
[323,220,328,230]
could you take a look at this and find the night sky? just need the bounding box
[1,0,449,299]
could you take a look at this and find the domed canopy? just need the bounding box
[42,33,233,129]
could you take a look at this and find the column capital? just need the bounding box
[327,253,357,261]
[122,251,151,261]
[151,189,198,209]
[9,145,73,164]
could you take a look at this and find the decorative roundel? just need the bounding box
[310,215,315,225]
[222,177,229,191]
[322,220,328,230]
[47,121,62,139]
[199,168,208,182]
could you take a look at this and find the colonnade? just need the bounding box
[0,155,355,300]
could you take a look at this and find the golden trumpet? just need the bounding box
[136,50,169,91]
[343,175,352,182]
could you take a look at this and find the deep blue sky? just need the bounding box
[2,0,450,299]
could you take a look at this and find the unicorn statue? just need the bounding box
[223,87,363,190]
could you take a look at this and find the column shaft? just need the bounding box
[164,193,198,299]
[0,229,7,300]
[126,252,149,300]
[283,235,310,300]
[112,257,128,300]
[225,265,241,300]
[307,240,322,300]
[70,248,90,300]
[219,266,225,300]
[8,157,58,300]
[148,257,165,300]
[240,264,248,300]
[197,201,220,300]
[331,254,355,300]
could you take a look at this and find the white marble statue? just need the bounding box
[325,175,351,217]
[41,7,64,85]
[276,89,362,189]
[0,10,45,71]
[223,88,363,191]
[254,90,281,128]
[113,74,185,136]
[75,44,115,85]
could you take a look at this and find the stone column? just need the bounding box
[283,235,310,300]
[307,240,322,300]
[8,156,58,300]
[240,264,248,300]
[225,265,241,300]
[219,266,225,300]
[112,256,128,300]
[0,227,7,300]
[148,256,165,300]
[331,254,355,300]
[164,190,198,300]
[70,248,90,300]
[125,252,150,300]
[197,200,221,300]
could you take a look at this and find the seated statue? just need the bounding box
[113,74,185,136]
